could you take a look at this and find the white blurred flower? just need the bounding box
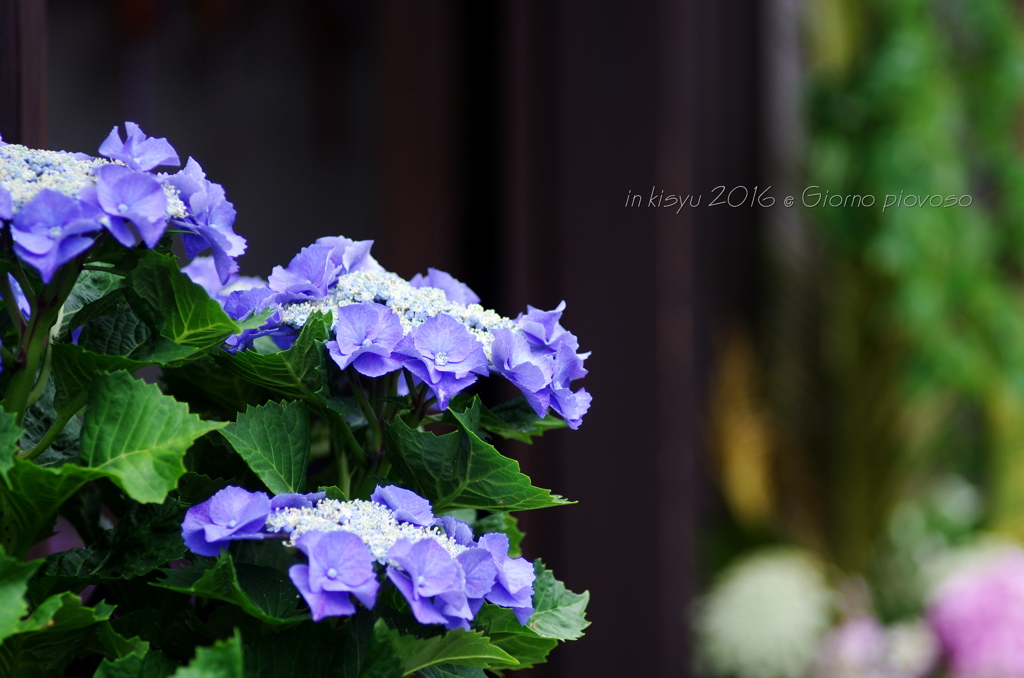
[693,548,834,678]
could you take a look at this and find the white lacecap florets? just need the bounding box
[278,270,519,359]
[0,143,187,218]
[264,498,466,565]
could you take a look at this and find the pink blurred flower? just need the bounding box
[929,549,1024,678]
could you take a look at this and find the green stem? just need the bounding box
[23,341,52,412]
[3,263,80,425]
[347,368,382,454]
[17,390,88,461]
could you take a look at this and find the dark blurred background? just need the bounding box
[12,0,766,675]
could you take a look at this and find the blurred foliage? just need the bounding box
[711,0,1024,583]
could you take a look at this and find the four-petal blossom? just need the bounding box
[10,189,104,283]
[326,303,404,377]
[98,121,180,171]
[181,486,271,557]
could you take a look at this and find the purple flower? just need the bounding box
[370,485,434,527]
[220,285,289,353]
[490,328,555,417]
[434,515,476,547]
[268,244,343,303]
[288,530,378,621]
[0,184,12,220]
[326,303,403,377]
[478,532,535,624]
[516,301,580,355]
[10,189,104,283]
[99,122,180,171]
[181,486,271,557]
[161,158,245,284]
[315,236,384,275]
[929,549,1024,678]
[410,268,480,306]
[94,164,168,248]
[394,314,489,410]
[387,538,465,625]
[545,344,592,430]
[270,491,327,512]
[183,257,265,304]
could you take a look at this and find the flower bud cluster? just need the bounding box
[181,484,535,627]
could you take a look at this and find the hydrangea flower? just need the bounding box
[182,256,264,304]
[478,532,535,624]
[370,484,435,527]
[10,189,104,283]
[387,538,468,625]
[93,164,168,248]
[161,158,245,283]
[268,244,343,303]
[181,486,271,557]
[183,486,537,629]
[98,121,180,171]
[325,302,404,377]
[490,328,554,417]
[289,530,378,621]
[544,344,592,430]
[517,301,580,355]
[410,268,480,306]
[693,548,833,678]
[394,313,490,410]
[434,515,475,547]
[929,549,1024,678]
[316,236,384,275]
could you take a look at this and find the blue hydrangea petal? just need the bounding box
[289,564,357,621]
[370,485,434,527]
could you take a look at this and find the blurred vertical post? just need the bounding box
[0,0,46,147]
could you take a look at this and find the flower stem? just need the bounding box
[17,390,88,461]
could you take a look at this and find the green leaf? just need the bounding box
[173,629,244,678]
[474,604,557,670]
[384,398,572,512]
[57,269,123,340]
[417,664,487,678]
[242,613,402,678]
[161,357,273,419]
[376,620,518,675]
[96,648,179,678]
[526,561,590,640]
[154,555,308,628]
[19,378,83,467]
[52,342,149,411]
[130,253,240,352]
[0,592,118,677]
[220,401,310,494]
[0,555,43,644]
[0,460,101,558]
[30,497,189,603]
[452,395,567,444]
[80,371,226,503]
[473,513,524,558]
[217,312,332,402]
[0,409,23,485]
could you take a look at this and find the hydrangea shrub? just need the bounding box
[0,123,590,675]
